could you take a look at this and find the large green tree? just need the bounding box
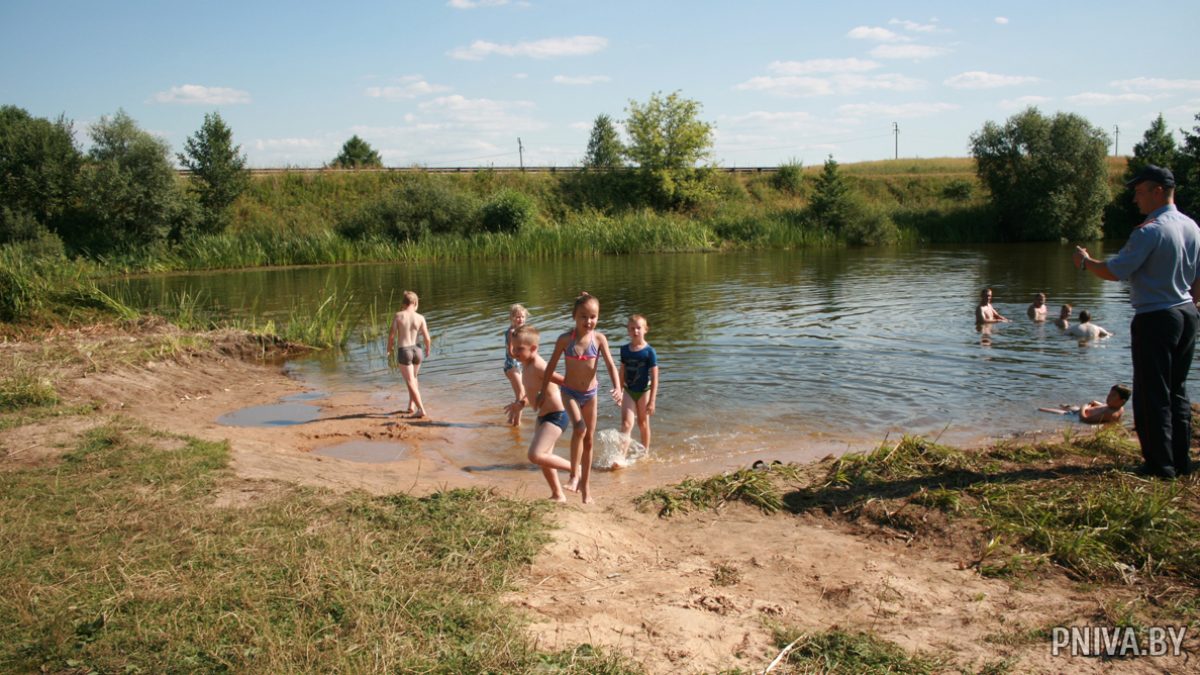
[622,91,715,208]
[1106,114,1178,236]
[74,110,192,250]
[330,135,382,169]
[1177,112,1200,216]
[0,105,82,242]
[178,111,248,235]
[582,114,624,169]
[970,107,1110,241]
[623,91,712,171]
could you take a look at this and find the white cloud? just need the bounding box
[151,84,251,105]
[723,110,819,130]
[1000,95,1052,109]
[569,121,593,131]
[365,76,451,99]
[870,44,949,60]
[994,17,1009,25]
[415,95,544,132]
[448,35,608,60]
[1066,92,1154,105]
[1111,77,1200,92]
[889,18,940,33]
[837,102,958,118]
[253,137,325,151]
[735,73,924,97]
[552,75,611,85]
[944,71,1040,89]
[513,73,529,79]
[448,0,509,8]
[847,26,908,42]
[767,58,880,75]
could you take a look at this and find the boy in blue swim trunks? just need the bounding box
[618,314,659,451]
[504,326,572,502]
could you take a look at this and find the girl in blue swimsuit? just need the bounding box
[536,292,623,504]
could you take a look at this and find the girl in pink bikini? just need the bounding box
[536,292,622,504]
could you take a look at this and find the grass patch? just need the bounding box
[0,418,636,673]
[634,464,798,517]
[0,364,59,411]
[649,429,1199,593]
[971,472,1200,582]
[769,627,944,674]
[824,436,979,488]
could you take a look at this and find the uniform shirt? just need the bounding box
[1106,204,1200,314]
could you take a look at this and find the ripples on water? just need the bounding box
[112,243,1169,463]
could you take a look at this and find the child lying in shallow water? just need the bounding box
[1038,384,1130,424]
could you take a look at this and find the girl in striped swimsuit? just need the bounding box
[536,292,622,504]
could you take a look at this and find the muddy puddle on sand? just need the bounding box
[217,403,321,427]
[313,440,409,463]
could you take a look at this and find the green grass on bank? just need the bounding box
[767,627,948,675]
[638,430,1200,591]
[0,419,637,674]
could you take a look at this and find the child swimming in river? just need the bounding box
[387,290,432,418]
[503,304,529,425]
[1038,384,1130,424]
[536,292,622,504]
[618,314,659,452]
[504,326,572,502]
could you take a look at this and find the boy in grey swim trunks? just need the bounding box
[504,326,572,502]
[387,290,432,418]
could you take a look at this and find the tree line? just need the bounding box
[3,94,1200,260]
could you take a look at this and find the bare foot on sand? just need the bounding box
[549,494,567,503]
[580,489,593,505]
[564,476,580,492]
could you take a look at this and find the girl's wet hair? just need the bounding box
[510,303,528,318]
[572,292,599,316]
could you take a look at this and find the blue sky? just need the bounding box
[3,1,1198,168]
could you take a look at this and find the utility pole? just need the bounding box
[893,122,899,160]
[518,138,525,171]
[1113,125,1120,157]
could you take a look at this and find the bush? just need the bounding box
[841,198,899,246]
[0,208,66,258]
[480,189,537,233]
[338,177,480,242]
[772,160,804,194]
[941,179,974,201]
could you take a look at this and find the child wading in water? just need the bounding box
[503,304,529,426]
[387,290,432,418]
[537,292,622,504]
[619,314,659,451]
[505,326,572,501]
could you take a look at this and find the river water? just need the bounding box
[109,242,1168,468]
